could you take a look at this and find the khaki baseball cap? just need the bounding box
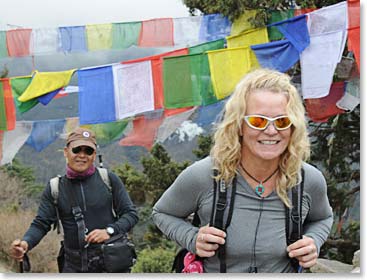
[66,127,97,150]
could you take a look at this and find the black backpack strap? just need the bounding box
[64,184,88,272]
[210,170,237,273]
[286,168,304,272]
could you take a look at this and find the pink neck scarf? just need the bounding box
[66,164,96,179]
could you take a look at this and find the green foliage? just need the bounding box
[309,107,360,263]
[132,247,176,273]
[1,159,37,184]
[192,134,213,159]
[140,143,190,205]
[183,0,345,21]
[0,159,43,198]
[113,143,191,257]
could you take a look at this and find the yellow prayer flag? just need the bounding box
[86,24,113,51]
[208,47,256,100]
[227,27,269,48]
[18,69,76,102]
[230,10,258,36]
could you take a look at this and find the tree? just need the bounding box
[183,0,344,22]
[309,107,360,264]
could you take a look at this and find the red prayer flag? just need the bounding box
[3,79,16,130]
[119,115,164,150]
[294,8,317,16]
[348,0,360,29]
[305,82,346,123]
[6,29,32,57]
[138,18,174,47]
[347,0,360,71]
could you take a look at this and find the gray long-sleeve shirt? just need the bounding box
[152,156,333,273]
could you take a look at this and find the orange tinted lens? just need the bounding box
[247,116,268,128]
[274,117,291,129]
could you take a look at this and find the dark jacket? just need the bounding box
[23,169,138,250]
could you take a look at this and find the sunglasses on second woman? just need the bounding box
[244,115,292,131]
[71,146,95,156]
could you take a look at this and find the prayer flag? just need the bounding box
[119,114,164,150]
[304,82,345,122]
[138,18,174,47]
[10,76,38,113]
[112,22,141,49]
[0,31,8,58]
[189,39,225,55]
[251,39,299,73]
[123,48,189,112]
[6,29,32,57]
[199,14,231,42]
[86,24,113,51]
[0,78,16,131]
[269,14,309,52]
[207,47,254,99]
[301,31,344,99]
[113,61,155,120]
[226,27,268,48]
[307,1,347,62]
[0,122,33,165]
[163,54,203,108]
[81,120,129,147]
[25,119,65,152]
[174,16,202,46]
[78,65,116,124]
[267,9,295,41]
[30,28,59,55]
[58,26,87,53]
[18,69,76,102]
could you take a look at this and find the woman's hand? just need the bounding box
[287,236,318,268]
[195,225,226,258]
[85,229,110,244]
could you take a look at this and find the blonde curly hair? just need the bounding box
[210,68,310,206]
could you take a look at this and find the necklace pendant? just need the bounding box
[255,184,265,196]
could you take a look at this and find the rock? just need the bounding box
[310,258,353,273]
[351,267,360,273]
[353,250,360,268]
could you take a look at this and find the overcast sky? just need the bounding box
[0,0,191,28]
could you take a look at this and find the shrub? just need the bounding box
[132,247,176,273]
[0,210,60,273]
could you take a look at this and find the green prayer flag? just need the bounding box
[198,53,218,106]
[11,76,38,113]
[0,82,7,130]
[163,54,202,109]
[112,22,142,49]
[83,120,129,147]
[0,31,8,58]
[189,39,225,55]
[267,9,295,41]
[163,52,218,108]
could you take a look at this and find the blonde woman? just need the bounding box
[152,69,333,273]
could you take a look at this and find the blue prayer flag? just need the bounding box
[37,88,61,105]
[59,26,87,52]
[251,40,299,73]
[268,14,309,52]
[199,14,231,42]
[25,119,65,152]
[78,66,116,125]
